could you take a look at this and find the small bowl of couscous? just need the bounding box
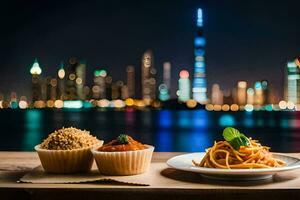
[35,127,103,174]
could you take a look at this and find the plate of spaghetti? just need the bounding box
[166,127,300,180]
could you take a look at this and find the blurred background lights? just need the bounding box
[197,8,203,27]
[230,104,239,111]
[221,104,230,111]
[279,100,287,110]
[205,104,213,111]
[97,99,110,108]
[113,99,125,108]
[247,88,254,95]
[186,99,197,108]
[54,100,63,108]
[94,69,107,77]
[254,81,262,90]
[46,100,54,108]
[18,100,28,109]
[125,98,134,106]
[34,100,46,108]
[295,57,300,68]
[83,101,93,108]
[58,68,65,79]
[179,70,189,78]
[30,58,42,75]
[238,81,247,88]
[244,104,254,112]
[69,73,76,80]
[213,104,222,111]
[219,114,235,126]
[287,101,295,110]
[63,100,83,109]
[10,101,18,109]
[265,104,273,111]
[75,77,83,85]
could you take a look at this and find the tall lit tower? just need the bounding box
[284,58,300,105]
[65,57,86,100]
[192,8,208,103]
[159,62,171,101]
[65,57,79,100]
[163,62,171,90]
[247,88,254,105]
[178,70,191,102]
[237,81,247,105]
[92,69,107,99]
[57,62,65,100]
[254,81,263,106]
[126,65,135,98]
[30,58,42,102]
[141,50,156,101]
[76,60,86,100]
[211,83,223,105]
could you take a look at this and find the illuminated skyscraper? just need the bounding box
[30,58,42,102]
[237,81,247,105]
[76,60,86,100]
[163,62,171,90]
[65,57,86,100]
[159,62,171,101]
[192,8,208,103]
[57,62,65,100]
[121,85,129,99]
[254,81,263,106]
[261,80,269,105]
[92,69,107,99]
[105,76,113,100]
[149,68,157,100]
[46,76,57,100]
[158,84,169,101]
[126,65,135,98]
[65,57,79,100]
[211,83,223,105]
[284,59,300,105]
[141,50,156,101]
[246,88,254,105]
[178,70,191,102]
[111,81,124,100]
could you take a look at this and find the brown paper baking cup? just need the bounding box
[35,141,103,174]
[91,145,154,175]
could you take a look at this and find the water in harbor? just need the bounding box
[0,109,299,152]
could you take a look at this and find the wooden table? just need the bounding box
[1,152,300,200]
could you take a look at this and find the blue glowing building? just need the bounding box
[192,8,208,103]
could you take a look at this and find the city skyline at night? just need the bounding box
[1,1,300,103]
[0,53,297,111]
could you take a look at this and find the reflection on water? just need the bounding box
[0,109,300,152]
[219,114,235,127]
[192,110,208,128]
[23,110,42,150]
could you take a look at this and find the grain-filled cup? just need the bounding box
[35,127,103,174]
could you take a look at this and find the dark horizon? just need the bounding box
[1,0,300,100]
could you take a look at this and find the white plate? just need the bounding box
[166,153,300,181]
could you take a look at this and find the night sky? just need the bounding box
[1,0,300,100]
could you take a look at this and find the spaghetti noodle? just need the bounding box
[193,139,286,169]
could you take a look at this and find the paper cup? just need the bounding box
[92,145,154,175]
[35,141,103,174]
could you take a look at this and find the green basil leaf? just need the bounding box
[240,134,251,147]
[230,135,251,150]
[222,127,241,141]
[222,127,251,150]
[117,134,129,144]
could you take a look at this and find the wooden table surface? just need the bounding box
[1,152,300,200]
